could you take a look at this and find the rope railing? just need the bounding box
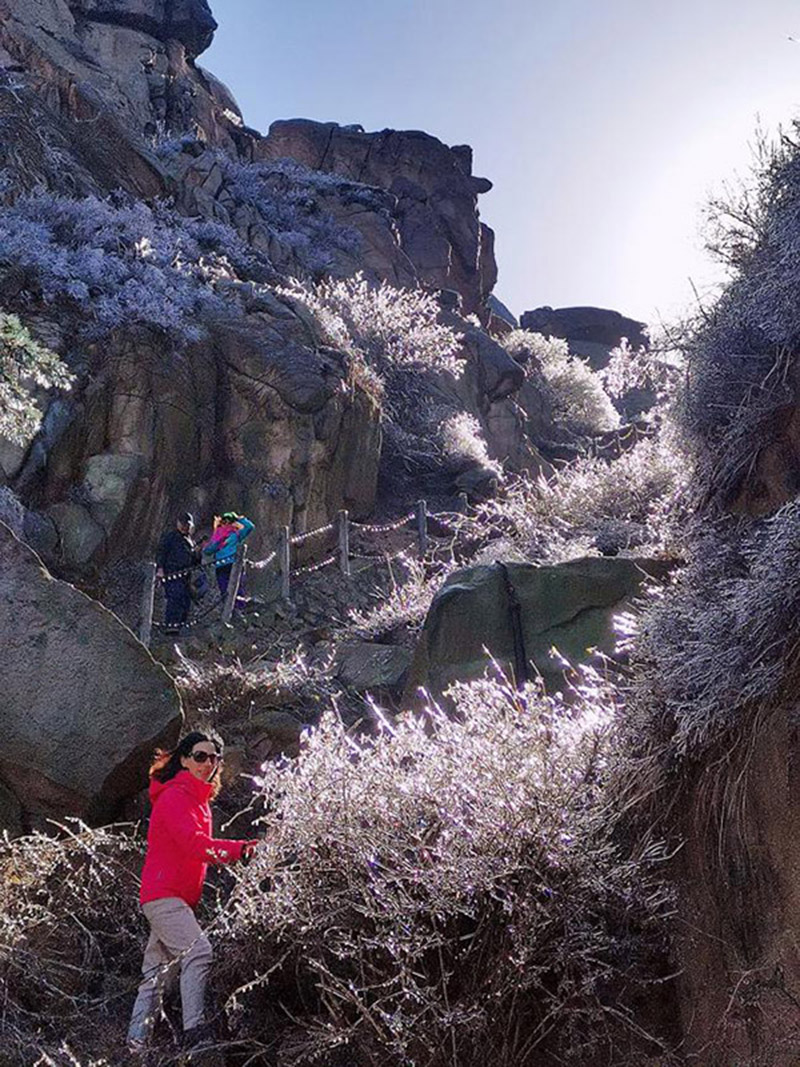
[139,495,471,646]
[349,511,415,534]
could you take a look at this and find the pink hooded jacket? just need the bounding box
[139,770,248,909]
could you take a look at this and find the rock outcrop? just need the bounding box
[257,120,497,316]
[0,521,183,831]
[404,557,669,708]
[0,0,242,160]
[520,305,648,369]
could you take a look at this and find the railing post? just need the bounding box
[221,543,247,625]
[458,491,469,515]
[139,562,157,649]
[416,499,428,558]
[338,509,350,576]
[279,525,291,601]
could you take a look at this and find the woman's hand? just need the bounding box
[240,840,260,865]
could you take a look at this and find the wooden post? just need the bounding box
[338,509,350,576]
[222,543,247,625]
[458,491,469,515]
[139,562,157,648]
[416,499,428,558]
[279,525,291,601]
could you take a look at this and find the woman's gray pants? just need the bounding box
[127,897,213,1042]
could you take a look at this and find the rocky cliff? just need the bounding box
[0,0,544,570]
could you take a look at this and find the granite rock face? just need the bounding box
[257,120,498,315]
[68,0,218,57]
[0,0,241,159]
[13,311,381,568]
[0,521,183,832]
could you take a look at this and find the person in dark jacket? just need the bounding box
[156,513,199,634]
[126,731,258,1055]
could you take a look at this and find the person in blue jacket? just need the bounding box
[202,511,254,599]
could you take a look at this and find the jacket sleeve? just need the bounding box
[236,518,255,544]
[156,532,170,571]
[158,789,246,865]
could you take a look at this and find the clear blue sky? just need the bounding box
[204,0,800,327]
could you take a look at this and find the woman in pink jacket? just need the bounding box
[127,731,257,1055]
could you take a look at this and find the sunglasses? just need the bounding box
[190,750,222,764]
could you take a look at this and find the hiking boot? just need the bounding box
[183,1023,215,1051]
[126,1036,149,1061]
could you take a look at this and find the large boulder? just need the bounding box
[0,521,183,831]
[404,557,670,708]
[68,0,218,57]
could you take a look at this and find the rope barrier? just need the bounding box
[291,553,337,576]
[158,558,229,583]
[350,511,415,534]
[248,550,277,571]
[151,594,226,632]
[143,499,471,641]
[289,522,335,546]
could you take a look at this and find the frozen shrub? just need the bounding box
[280,272,464,384]
[0,825,143,1064]
[479,432,686,562]
[500,330,619,436]
[599,337,681,403]
[440,411,501,474]
[0,311,73,444]
[221,156,365,274]
[218,676,671,1065]
[344,555,458,641]
[280,273,469,484]
[677,122,800,500]
[0,191,258,343]
[628,499,800,759]
[155,143,369,275]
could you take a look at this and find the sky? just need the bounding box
[204,0,800,328]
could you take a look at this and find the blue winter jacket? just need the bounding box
[203,517,255,566]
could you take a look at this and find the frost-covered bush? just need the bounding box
[599,338,680,403]
[500,330,619,436]
[0,191,257,343]
[281,272,464,385]
[0,825,143,1065]
[220,156,366,274]
[678,123,800,498]
[479,433,686,562]
[440,411,500,474]
[218,676,670,1066]
[0,311,73,443]
[629,499,800,760]
[344,555,458,642]
[281,273,472,484]
[155,142,369,275]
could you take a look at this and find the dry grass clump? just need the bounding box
[0,825,143,1066]
[217,676,673,1066]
